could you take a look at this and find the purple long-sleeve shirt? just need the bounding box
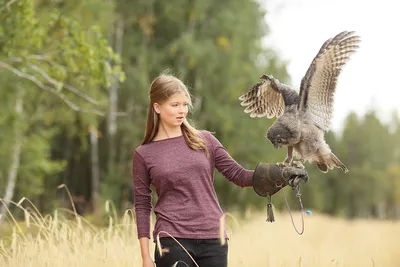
[132,131,254,241]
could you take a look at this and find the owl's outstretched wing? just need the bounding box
[298,31,361,131]
[239,79,285,119]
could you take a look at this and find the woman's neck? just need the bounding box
[154,123,182,141]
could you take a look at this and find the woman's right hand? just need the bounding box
[142,256,155,267]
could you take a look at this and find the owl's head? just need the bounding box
[266,124,291,149]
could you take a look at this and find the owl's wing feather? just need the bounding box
[298,31,361,131]
[239,80,285,119]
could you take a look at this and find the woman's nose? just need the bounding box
[179,105,186,113]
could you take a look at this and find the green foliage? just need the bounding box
[0,0,123,214]
[1,0,124,110]
[17,128,67,197]
[0,0,399,222]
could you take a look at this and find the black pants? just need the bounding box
[154,237,228,267]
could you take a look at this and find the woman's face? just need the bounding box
[154,92,189,129]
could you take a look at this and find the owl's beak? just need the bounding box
[272,140,281,149]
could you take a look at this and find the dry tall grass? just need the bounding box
[0,206,399,267]
[229,212,400,267]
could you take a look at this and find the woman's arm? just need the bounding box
[132,150,154,265]
[139,237,154,267]
[206,132,254,187]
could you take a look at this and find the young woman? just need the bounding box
[132,74,308,267]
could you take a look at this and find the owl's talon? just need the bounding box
[277,161,291,168]
[292,160,305,169]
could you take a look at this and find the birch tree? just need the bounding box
[0,0,124,218]
[0,86,23,223]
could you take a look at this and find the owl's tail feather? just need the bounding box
[329,153,349,173]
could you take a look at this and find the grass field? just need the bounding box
[0,209,399,267]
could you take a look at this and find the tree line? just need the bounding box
[0,0,399,223]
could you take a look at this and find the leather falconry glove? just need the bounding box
[252,162,309,222]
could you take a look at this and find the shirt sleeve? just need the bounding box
[132,150,152,239]
[206,132,254,187]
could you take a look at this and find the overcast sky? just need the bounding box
[262,0,400,132]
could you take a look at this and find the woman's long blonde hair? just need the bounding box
[141,74,208,156]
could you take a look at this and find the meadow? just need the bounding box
[1,205,399,267]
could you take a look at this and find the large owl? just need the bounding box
[239,31,361,173]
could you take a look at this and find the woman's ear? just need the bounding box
[153,103,160,114]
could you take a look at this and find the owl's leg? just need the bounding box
[277,146,293,167]
[284,147,293,164]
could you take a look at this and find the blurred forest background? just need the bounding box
[1,0,399,225]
